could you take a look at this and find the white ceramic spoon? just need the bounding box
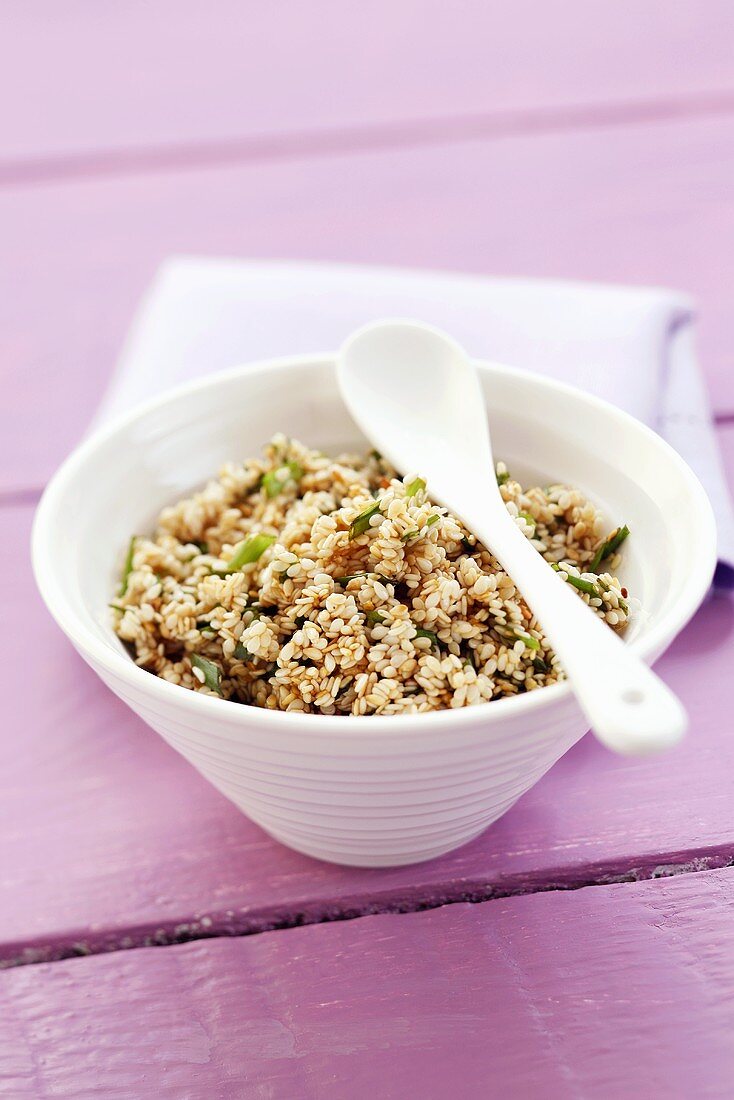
[337,319,686,755]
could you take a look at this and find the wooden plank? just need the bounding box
[2,111,734,494]
[2,868,734,1098]
[3,466,734,964]
[2,2,734,164]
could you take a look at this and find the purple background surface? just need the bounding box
[1,4,734,1096]
[4,869,734,1098]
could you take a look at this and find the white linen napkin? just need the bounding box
[95,256,734,586]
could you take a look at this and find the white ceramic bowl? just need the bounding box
[32,356,716,867]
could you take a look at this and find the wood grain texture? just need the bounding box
[2,111,734,493]
[3,475,734,964]
[2,1,733,164]
[2,868,734,1099]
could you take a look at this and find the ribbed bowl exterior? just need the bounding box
[92,654,588,866]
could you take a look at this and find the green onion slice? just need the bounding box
[413,627,439,648]
[402,513,441,543]
[215,533,276,575]
[366,609,387,624]
[405,477,427,498]
[589,524,630,572]
[349,501,382,538]
[261,461,303,499]
[191,654,223,695]
[119,536,137,596]
[495,625,540,650]
[336,571,370,586]
[551,563,600,597]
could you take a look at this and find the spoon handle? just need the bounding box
[473,513,687,755]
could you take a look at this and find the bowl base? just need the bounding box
[259,821,492,868]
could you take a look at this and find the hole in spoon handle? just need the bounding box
[592,677,687,756]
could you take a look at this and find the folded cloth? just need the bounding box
[95,257,734,587]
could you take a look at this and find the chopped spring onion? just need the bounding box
[551,562,600,597]
[349,501,382,538]
[191,654,223,695]
[401,513,441,543]
[598,577,629,615]
[589,524,630,572]
[519,511,536,529]
[366,609,387,624]
[532,656,549,674]
[109,603,126,613]
[261,461,303,499]
[405,477,426,498]
[413,627,439,648]
[119,536,136,596]
[336,571,371,586]
[496,468,510,486]
[215,533,276,575]
[496,625,540,650]
[196,620,217,635]
[233,642,251,660]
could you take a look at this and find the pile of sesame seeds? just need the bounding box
[112,434,633,715]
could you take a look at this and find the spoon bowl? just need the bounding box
[338,319,688,756]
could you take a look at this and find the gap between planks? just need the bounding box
[3,87,734,189]
[4,847,733,972]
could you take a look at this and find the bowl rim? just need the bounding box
[32,352,718,738]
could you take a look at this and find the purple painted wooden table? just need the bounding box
[2,5,734,1096]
